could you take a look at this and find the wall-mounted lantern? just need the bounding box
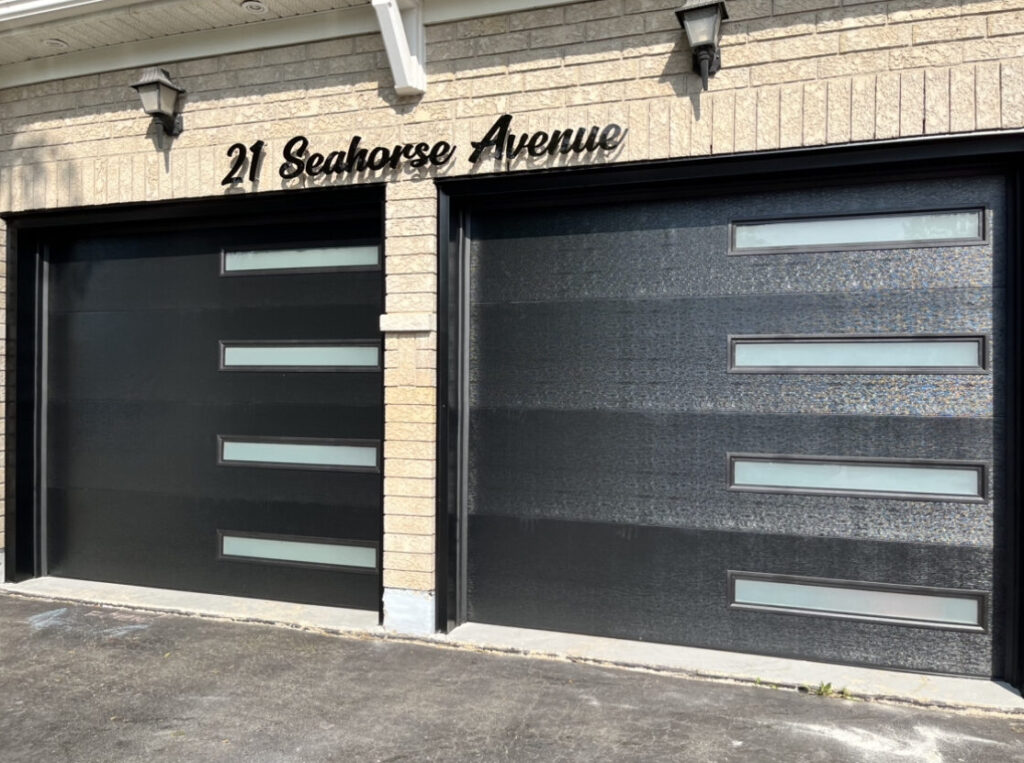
[131,66,185,136]
[675,0,729,92]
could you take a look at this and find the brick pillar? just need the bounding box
[380,178,438,634]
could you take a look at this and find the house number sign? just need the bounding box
[221,113,626,185]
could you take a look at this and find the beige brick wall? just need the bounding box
[1,0,1022,586]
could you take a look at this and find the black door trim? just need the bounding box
[3,184,386,603]
[436,130,1024,686]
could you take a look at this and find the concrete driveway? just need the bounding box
[1,592,1022,762]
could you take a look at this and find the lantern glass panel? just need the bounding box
[682,5,721,48]
[157,84,179,117]
[137,84,161,115]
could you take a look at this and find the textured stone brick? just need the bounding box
[586,14,645,41]
[990,11,1024,37]
[889,41,964,69]
[384,441,436,466]
[385,495,436,516]
[386,236,437,256]
[751,59,815,86]
[756,87,781,149]
[976,61,1002,129]
[385,515,434,535]
[669,99,693,155]
[566,0,623,25]
[840,24,913,52]
[383,569,434,590]
[690,98,713,155]
[509,6,564,30]
[626,100,650,161]
[727,0,773,22]
[748,12,817,41]
[530,25,586,49]
[385,477,435,498]
[875,71,901,139]
[386,273,437,294]
[385,214,432,235]
[384,552,435,573]
[386,254,438,275]
[924,67,950,134]
[386,293,436,313]
[817,49,889,78]
[711,92,735,154]
[387,179,437,200]
[723,39,776,67]
[457,16,508,39]
[1003,59,1024,127]
[774,0,837,13]
[949,65,977,133]
[478,32,532,56]
[914,17,987,45]
[826,78,851,143]
[729,88,756,151]
[900,69,925,136]
[384,420,436,442]
[384,533,434,554]
[888,0,961,23]
[816,3,886,32]
[385,457,436,479]
[386,404,437,424]
[803,80,827,145]
[778,82,804,147]
[850,74,876,141]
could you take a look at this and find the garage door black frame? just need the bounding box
[3,184,386,608]
[436,130,1024,687]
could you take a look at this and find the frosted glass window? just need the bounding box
[732,575,982,629]
[220,438,378,470]
[733,210,982,252]
[222,344,379,369]
[731,457,982,500]
[222,535,376,569]
[223,245,379,273]
[731,337,984,372]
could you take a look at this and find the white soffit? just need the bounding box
[0,0,573,89]
[0,0,144,28]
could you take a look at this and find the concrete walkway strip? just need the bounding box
[4,576,1022,715]
[446,623,1024,715]
[1,577,380,633]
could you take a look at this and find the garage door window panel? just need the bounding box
[729,335,987,374]
[728,572,986,631]
[219,532,378,572]
[728,454,985,501]
[221,242,380,274]
[218,436,381,472]
[219,341,381,371]
[730,208,984,254]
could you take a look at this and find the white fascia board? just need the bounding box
[372,0,425,97]
[0,0,572,89]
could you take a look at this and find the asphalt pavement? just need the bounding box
[1,592,1022,762]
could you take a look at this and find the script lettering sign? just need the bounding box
[221,114,626,186]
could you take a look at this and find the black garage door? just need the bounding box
[465,174,1004,676]
[40,209,382,609]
